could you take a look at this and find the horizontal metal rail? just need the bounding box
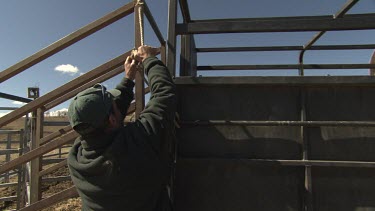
[42,176,71,183]
[0,170,18,178]
[43,121,70,127]
[0,130,22,134]
[174,76,375,86]
[180,158,375,168]
[0,51,131,128]
[181,120,375,127]
[39,160,67,177]
[0,182,18,188]
[197,64,375,71]
[42,158,66,165]
[0,149,21,155]
[196,44,375,52]
[0,1,135,83]
[18,186,78,211]
[0,92,32,103]
[43,152,68,159]
[0,195,17,202]
[0,107,21,110]
[177,13,375,34]
[0,131,78,175]
[40,125,72,145]
[45,65,125,110]
[0,141,20,144]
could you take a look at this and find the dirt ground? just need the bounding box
[0,117,82,210]
[0,166,82,210]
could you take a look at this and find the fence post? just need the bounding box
[17,129,24,209]
[28,87,43,205]
[5,133,11,183]
[134,0,145,118]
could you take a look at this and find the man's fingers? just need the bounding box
[131,59,137,66]
[125,56,131,64]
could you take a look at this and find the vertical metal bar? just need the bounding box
[161,41,167,65]
[370,50,375,76]
[5,133,11,183]
[167,0,178,77]
[30,108,43,203]
[23,115,30,207]
[17,129,24,209]
[300,88,313,211]
[180,35,188,76]
[134,0,145,118]
[179,0,191,23]
[180,35,197,76]
[59,146,62,158]
[190,35,197,77]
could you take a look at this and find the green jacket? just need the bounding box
[68,57,176,211]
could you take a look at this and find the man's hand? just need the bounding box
[124,56,138,80]
[133,45,160,62]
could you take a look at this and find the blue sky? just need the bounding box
[1,0,375,116]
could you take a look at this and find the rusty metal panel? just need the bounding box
[312,167,375,211]
[177,85,302,159]
[174,159,304,211]
[178,125,301,159]
[177,85,300,121]
[175,78,375,210]
[306,87,375,161]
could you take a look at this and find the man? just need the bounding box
[67,45,176,211]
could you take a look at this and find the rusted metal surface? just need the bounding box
[0,2,135,83]
[174,159,304,211]
[176,14,375,34]
[175,77,375,210]
[18,186,78,211]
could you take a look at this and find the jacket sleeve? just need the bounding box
[114,78,135,116]
[133,57,177,152]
